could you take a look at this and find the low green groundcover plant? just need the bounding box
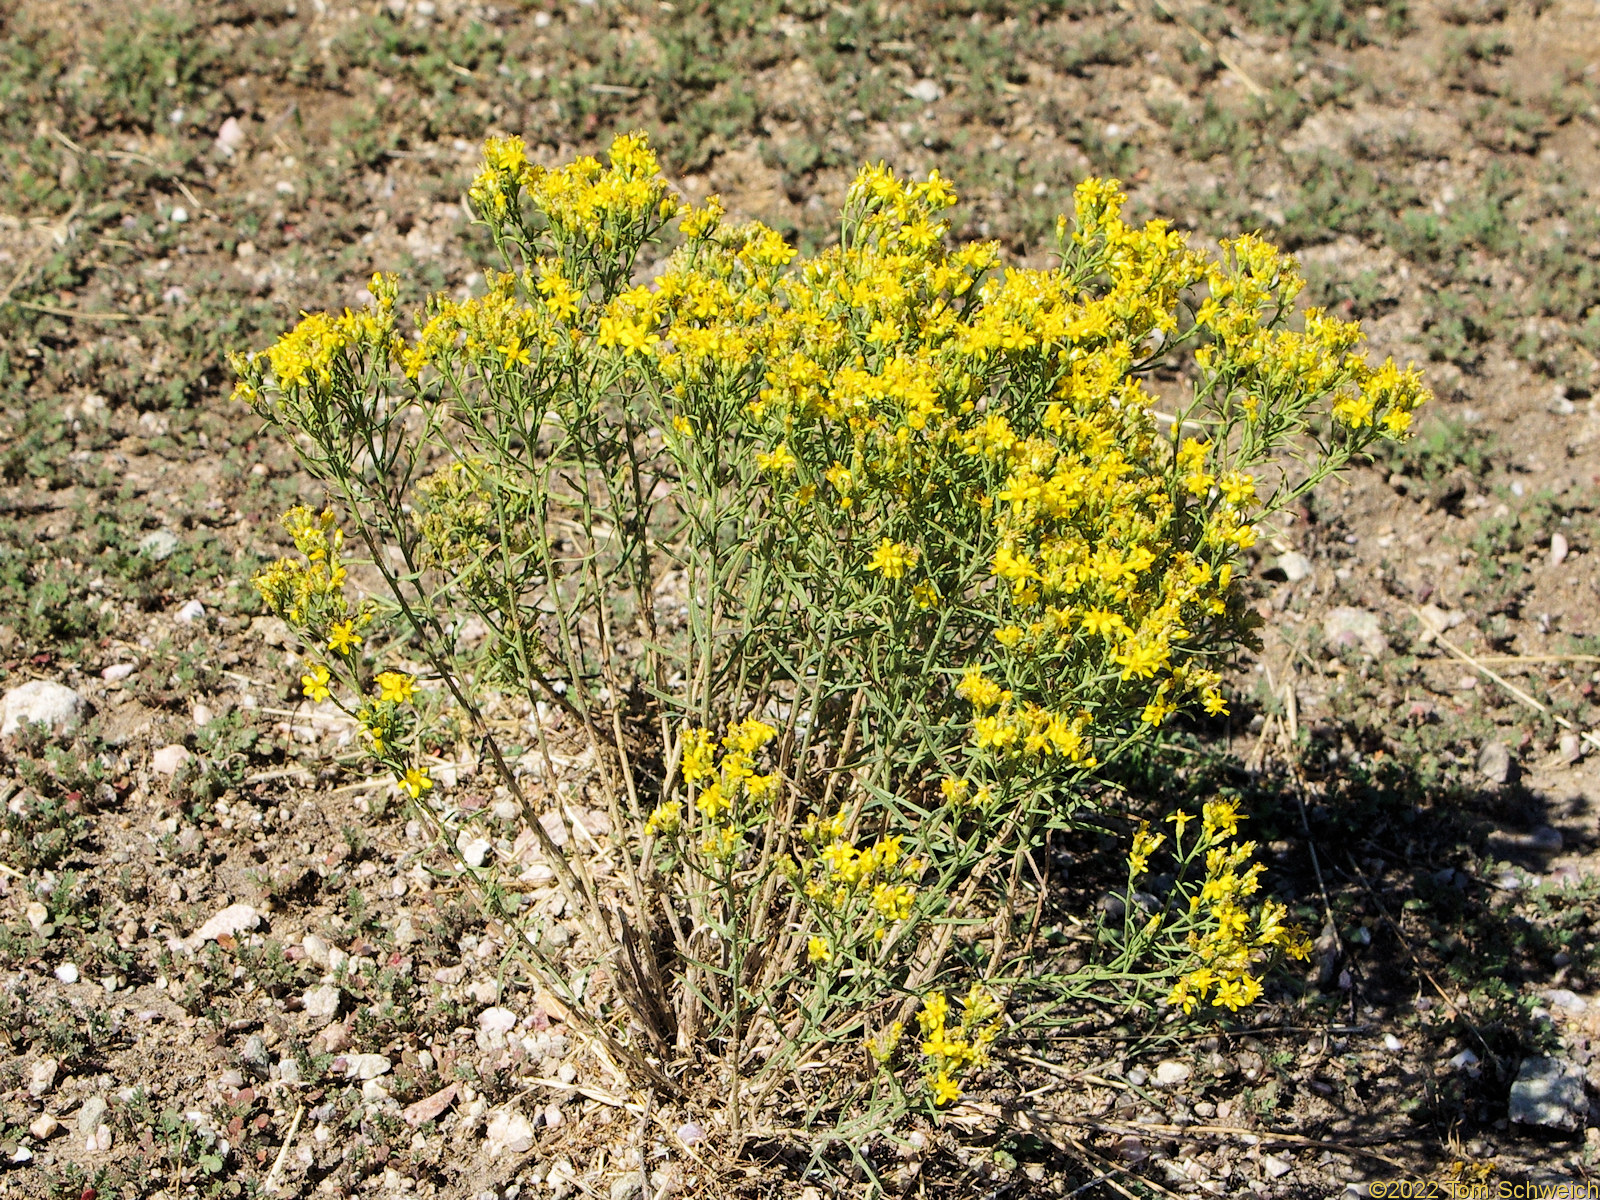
[235,132,1426,1153]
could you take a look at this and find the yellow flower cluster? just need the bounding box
[253,507,371,648]
[1162,801,1313,1015]
[794,810,922,919]
[1194,239,1426,436]
[646,719,779,862]
[233,274,402,406]
[467,132,679,257]
[917,984,1003,1106]
[632,153,1386,778]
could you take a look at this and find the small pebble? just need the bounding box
[29,1058,58,1097]
[1153,1060,1191,1087]
[345,1053,391,1081]
[55,963,79,984]
[1383,1033,1403,1052]
[302,984,341,1024]
[459,835,492,869]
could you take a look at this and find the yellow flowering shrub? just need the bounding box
[235,132,1425,1143]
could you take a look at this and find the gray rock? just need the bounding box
[301,933,331,967]
[345,1054,391,1080]
[138,530,180,561]
[151,744,192,776]
[1415,603,1465,645]
[277,1056,301,1084]
[1276,551,1313,583]
[241,1035,269,1067]
[1543,988,1587,1013]
[1477,741,1512,785]
[1529,825,1563,853]
[77,1096,108,1135]
[28,1058,58,1097]
[302,984,341,1024]
[1,680,86,740]
[1509,1056,1586,1130]
[905,79,944,104]
[1323,607,1386,658]
[1153,1060,1191,1087]
[484,1108,535,1156]
[610,1174,644,1200]
[458,835,492,869]
[183,903,262,951]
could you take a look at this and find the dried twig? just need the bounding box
[1341,853,1496,1068]
[1014,1106,1413,1171]
[262,1103,304,1195]
[1420,609,1600,757]
[10,299,154,322]
[1124,0,1269,98]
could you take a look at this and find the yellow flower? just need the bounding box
[1079,609,1124,638]
[755,443,798,472]
[496,335,531,368]
[375,671,417,704]
[929,1071,961,1106]
[681,728,716,782]
[1202,798,1241,839]
[724,718,777,754]
[866,539,918,580]
[328,621,362,655]
[300,663,332,702]
[807,936,831,964]
[1128,822,1165,878]
[701,826,740,861]
[400,767,432,799]
[955,667,1004,711]
[695,779,730,822]
[645,799,682,836]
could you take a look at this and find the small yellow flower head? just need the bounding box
[645,799,682,837]
[930,1071,961,1106]
[955,666,1004,711]
[807,935,831,964]
[300,664,332,703]
[723,718,777,755]
[695,779,730,822]
[375,671,417,704]
[327,620,362,655]
[1202,798,1241,840]
[701,825,740,862]
[866,538,918,581]
[1128,822,1165,879]
[400,767,432,799]
[755,442,798,473]
[681,728,716,783]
